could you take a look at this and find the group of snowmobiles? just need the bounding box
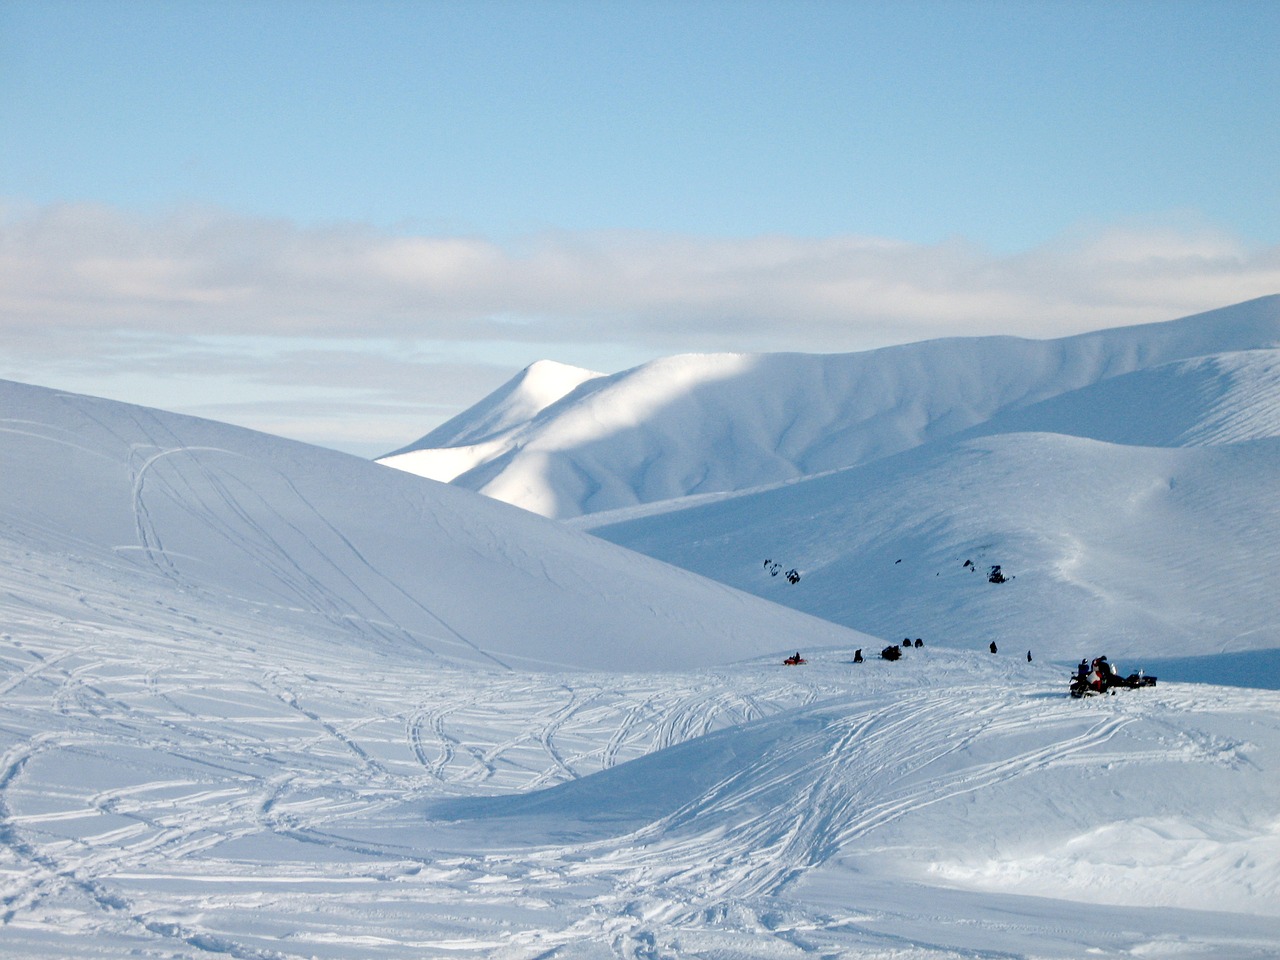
[1070,655,1156,697]
[784,649,1156,700]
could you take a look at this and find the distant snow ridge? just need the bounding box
[379,295,1280,519]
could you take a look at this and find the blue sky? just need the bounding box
[3,0,1279,455]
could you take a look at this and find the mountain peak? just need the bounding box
[379,359,604,464]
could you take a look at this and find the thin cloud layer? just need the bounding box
[5,201,1278,351]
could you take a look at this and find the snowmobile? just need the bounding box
[1069,662,1157,698]
[783,653,807,665]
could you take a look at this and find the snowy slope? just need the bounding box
[579,336,1280,662]
[584,429,1280,661]
[962,347,1280,447]
[3,630,1278,958]
[380,295,1280,518]
[0,378,859,673]
[4,378,1280,958]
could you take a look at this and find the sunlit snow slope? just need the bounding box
[380,359,605,483]
[578,311,1280,660]
[0,379,858,673]
[381,295,1280,519]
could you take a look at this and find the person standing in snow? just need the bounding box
[989,641,998,654]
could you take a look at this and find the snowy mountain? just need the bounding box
[5,298,1280,960]
[379,295,1280,519]
[574,315,1280,660]
[380,358,605,483]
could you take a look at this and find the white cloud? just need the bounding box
[5,201,1278,348]
[2,200,1277,454]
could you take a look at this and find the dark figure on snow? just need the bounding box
[881,645,902,661]
[853,649,863,663]
[1027,650,1032,662]
[990,641,998,654]
[914,638,923,648]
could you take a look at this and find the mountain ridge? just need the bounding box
[379,294,1280,518]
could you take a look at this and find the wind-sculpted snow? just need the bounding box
[381,295,1280,518]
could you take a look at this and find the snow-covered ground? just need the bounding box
[5,610,1279,958]
[5,293,1280,958]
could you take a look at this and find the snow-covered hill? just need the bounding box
[574,315,1280,660]
[380,359,605,483]
[380,295,1280,519]
[583,429,1280,660]
[0,378,856,673]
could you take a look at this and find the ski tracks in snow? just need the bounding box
[473,684,1167,956]
[2,609,1276,960]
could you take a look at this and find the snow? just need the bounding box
[379,359,605,483]
[0,379,849,674]
[584,430,1280,661]
[4,296,1280,958]
[381,294,1280,519]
